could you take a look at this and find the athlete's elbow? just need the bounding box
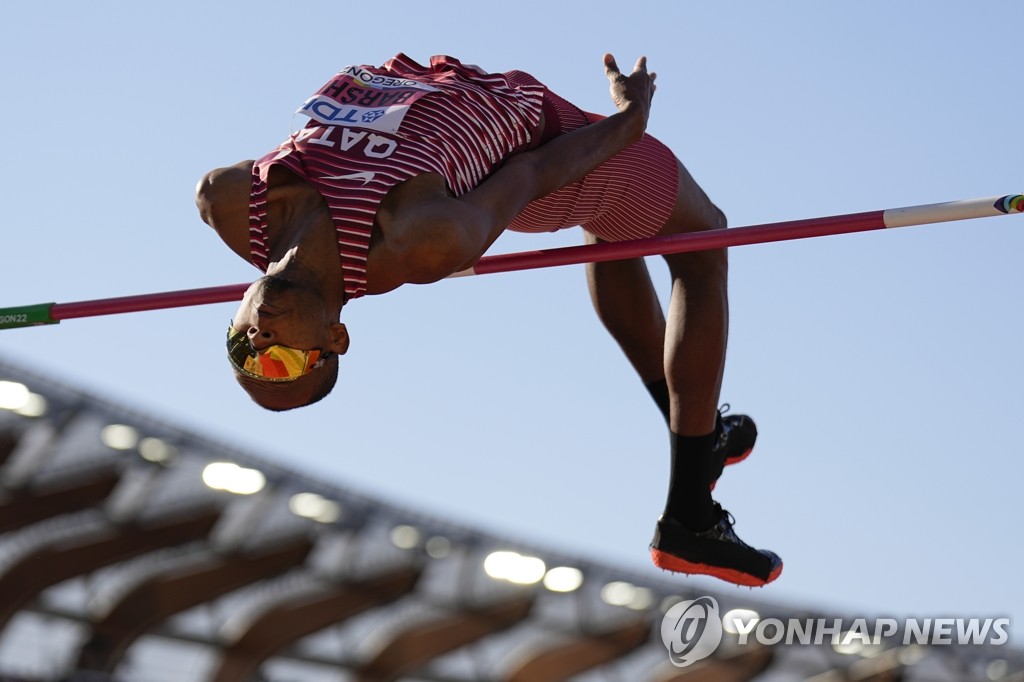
[413,239,471,282]
[402,251,463,284]
[401,227,478,284]
[500,154,548,202]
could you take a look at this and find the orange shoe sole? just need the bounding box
[651,547,782,587]
[710,446,754,492]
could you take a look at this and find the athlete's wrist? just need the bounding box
[610,105,649,144]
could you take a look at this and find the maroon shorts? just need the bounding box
[503,70,679,241]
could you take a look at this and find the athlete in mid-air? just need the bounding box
[196,53,782,587]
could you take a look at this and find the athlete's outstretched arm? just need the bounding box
[392,55,657,283]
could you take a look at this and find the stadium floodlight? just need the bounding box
[600,581,636,607]
[288,492,342,523]
[723,608,761,634]
[390,524,421,549]
[598,581,654,610]
[15,393,46,417]
[834,633,866,656]
[424,536,452,559]
[543,566,584,593]
[100,424,139,450]
[201,462,266,495]
[484,551,546,585]
[0,381,29,410]
[138,437,176,464]
[626,587,654,611]
[0,380,46,416]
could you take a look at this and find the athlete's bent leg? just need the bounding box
[584,231,666,387]
[573,136,780,585]
[650,159,782,586]
[659,159,727,421]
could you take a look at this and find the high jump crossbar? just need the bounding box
[1,194,1021,330]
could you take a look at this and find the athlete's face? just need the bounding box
[227,275,350,411]
[232,275,349,356]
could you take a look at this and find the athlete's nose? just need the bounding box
[247,326,276,349]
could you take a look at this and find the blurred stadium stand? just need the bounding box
[0,357,1019,682]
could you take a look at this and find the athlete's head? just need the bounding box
[228,274,349,411]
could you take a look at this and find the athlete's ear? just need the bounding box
[328,323,350,355]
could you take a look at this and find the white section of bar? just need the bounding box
[883,195,1021,228]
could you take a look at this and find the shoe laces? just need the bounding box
[713,504,754,549]
[714,404,732,448]
[716,504,737,529]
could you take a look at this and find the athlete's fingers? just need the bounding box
[633,56,648,75]
[604,53,621,80]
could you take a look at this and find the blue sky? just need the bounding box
[1,0,1020,642]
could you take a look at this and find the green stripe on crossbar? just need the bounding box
[0,304,57,330]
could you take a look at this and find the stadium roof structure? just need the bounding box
[0,356,1019,682]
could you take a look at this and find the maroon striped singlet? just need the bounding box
[249,54,678,302]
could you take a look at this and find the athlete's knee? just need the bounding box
[710,203,728,232]
[660,196,728,277]
[691,201,727,234]
[661,195,727,240]
[664,239,728,285]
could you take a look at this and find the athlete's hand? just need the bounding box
[604,53,656,134]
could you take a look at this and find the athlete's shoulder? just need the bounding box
[195,160,254,262]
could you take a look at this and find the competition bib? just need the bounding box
[296,65,439,134]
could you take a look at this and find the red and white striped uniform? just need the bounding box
[503,70,679,242]
[249,54,678,301]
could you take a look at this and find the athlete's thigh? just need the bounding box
[578,134,679,242]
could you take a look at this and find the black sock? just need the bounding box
[664,430,718,531]
[645,378,671,425]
